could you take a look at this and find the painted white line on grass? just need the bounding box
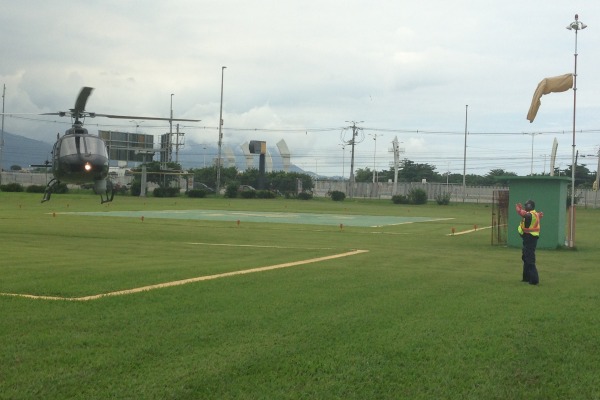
[371,217,455,228]
[186,242,334,250]
[0,249,369,302]
[446,225,493,236]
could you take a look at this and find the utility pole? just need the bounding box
[174,124,185,165]
[216,66,226,193]
[163,93,174,167]
[345,121,363,198]
[391,136,404,196]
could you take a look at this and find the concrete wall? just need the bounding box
[312,179,600,208]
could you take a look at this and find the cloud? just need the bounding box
[2,0,600,176]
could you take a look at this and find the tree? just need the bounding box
[267,171,313,193]
[354,167,373,182]
[482,169,518,186]
[186,167,314,195]
[188,166,237,188]
[239,168,260,187]
[399,159,438,183]
[563,163,595,188]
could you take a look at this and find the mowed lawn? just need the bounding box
[1,192,599,399]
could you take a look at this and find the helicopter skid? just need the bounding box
[41,178,59,203]
[41,178,114,204]
[96,180,114,204]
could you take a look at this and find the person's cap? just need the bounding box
[525,199,535,210]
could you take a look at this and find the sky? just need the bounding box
[1,0,600,177]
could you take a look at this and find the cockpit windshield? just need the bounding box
[59,135,108,158]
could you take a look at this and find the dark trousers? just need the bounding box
[521,234,539,285]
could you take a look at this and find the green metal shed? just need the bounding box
[504,176,571,249]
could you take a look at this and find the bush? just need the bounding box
[393,189,428,205]
[256,190,276,199]
[224,183,239,198]
[391,194,409,204]
[186,189,207,198]
[297,192,313,200]
[130,183,141,197]
[330,190,346,201]
[0,183,24,192]
[54,183,69,194]
[113,184,129,195]
[408,188,428,205]
[153,187,180,197]
[239,189,257,199]
[435,193,451,205]
[26,185,46,193]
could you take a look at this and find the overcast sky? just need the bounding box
[2,0,599,176]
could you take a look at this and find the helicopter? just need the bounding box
[39,87,200,203]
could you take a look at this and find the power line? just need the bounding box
[5,114,600,136]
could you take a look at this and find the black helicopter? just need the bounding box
[40,87,199,203]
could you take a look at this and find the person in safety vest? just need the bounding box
[516,199,543,285]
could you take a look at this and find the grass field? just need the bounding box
[1,192,600,399]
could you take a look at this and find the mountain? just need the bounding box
[0,132,321,177]
[1,132,53,170]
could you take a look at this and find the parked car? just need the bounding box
[194,183,215,192]
[238,185,256,192]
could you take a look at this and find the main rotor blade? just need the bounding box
[73,87,94,114]
[93,113,201,122]
[40,112,69,117]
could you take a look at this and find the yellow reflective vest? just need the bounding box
[518,210,541,236]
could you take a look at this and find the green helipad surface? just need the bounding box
[63,209,452,227]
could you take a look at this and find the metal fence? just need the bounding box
[2,172,599,209]
[0,172,131,189]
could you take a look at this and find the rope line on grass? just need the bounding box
[1,249,369,302]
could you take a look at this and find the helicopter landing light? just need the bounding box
[84,162,92,171]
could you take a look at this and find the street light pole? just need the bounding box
[369,133,382,183]
[339,143,346,179]
[167,93,173,165]
[566,14,586,248]
[1,84,5,185]
[524,132,541,175]
[216,66,226,193]
[462,105,468,202]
